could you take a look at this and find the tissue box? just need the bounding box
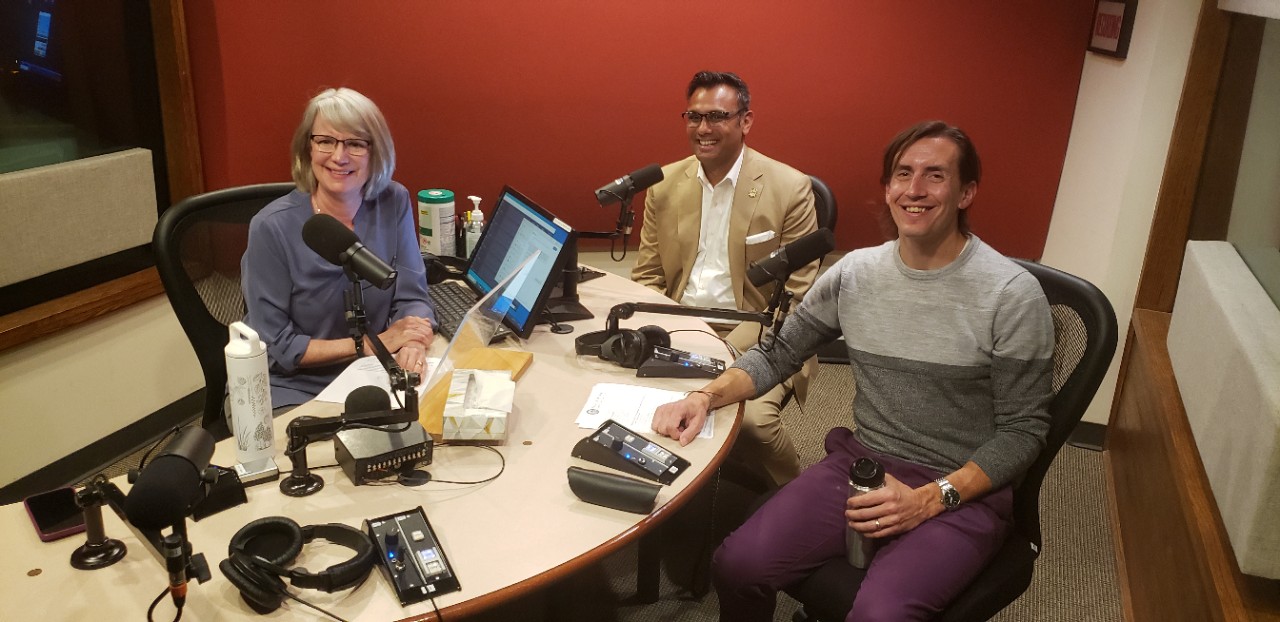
[442,369,515,443]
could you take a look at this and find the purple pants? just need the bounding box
[713,427,1013,622]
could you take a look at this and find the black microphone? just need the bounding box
[345,385,392,415]
[163,533,188,608]
[595,163,664,206]
[124,427,215,531]
[746,229,836,287]
[342,385,415,426]
[302,213,397,289]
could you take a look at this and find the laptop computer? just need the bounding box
[427,186,576,341]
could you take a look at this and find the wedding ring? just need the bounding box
[875,519,881,529]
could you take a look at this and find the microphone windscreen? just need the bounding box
[124,455,206,531]
[787,228,836,269]
[302,214,359,266]
[747,228,836,287]
[345,385,391,415]
[123,427,214,531]
[630,164,664,192]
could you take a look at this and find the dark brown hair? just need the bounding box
[878,120,981,238]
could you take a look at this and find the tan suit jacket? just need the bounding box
[632,147,820,402]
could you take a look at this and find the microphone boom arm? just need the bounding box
[605,301,774,334]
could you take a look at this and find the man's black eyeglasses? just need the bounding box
[681,110,745,127]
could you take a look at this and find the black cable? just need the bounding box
[426,444,506,485]
[352,443,506,487]
[282,590,350,622]
[145,585,182,622]
[541,309,573,335]
[664,329,740,361]
[431,596,445,621]
[337,421,414,434]
[609,233,631,262]
[138,426,181,470]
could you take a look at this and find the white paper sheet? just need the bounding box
[575,383,715,440]
[314,356,439,405]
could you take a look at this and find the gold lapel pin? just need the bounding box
[748,187,760,198]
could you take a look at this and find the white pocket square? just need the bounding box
[745,230,777,245]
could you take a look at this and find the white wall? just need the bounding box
[1041,0,1203,424]
[0,295,202,488]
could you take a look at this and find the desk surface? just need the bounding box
[0,272,742,621]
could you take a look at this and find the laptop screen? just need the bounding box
[464,186,574,338]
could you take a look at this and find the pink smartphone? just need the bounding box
[24,487,86,542]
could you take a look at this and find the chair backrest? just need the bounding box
[809,175,838,232]
[1007,259,1117,547]
[153,183,295,430]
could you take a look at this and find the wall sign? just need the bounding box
[1088,0,1138,58]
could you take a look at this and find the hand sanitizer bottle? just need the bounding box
[464,195,484,259]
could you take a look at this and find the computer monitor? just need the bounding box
[6,0,63,83]
[462,186,576,339]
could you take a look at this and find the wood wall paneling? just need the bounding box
[1132,2,1233,313]
[1188,15,1266,241]
[1108,311,1250,621]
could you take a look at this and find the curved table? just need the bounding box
[0,271,742,621]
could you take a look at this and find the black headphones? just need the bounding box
[576,324,670,369]
[218,517,377,613]
[423,253,468,285]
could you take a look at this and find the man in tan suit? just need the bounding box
[633,70,819,487]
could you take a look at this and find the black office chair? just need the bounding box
[775,259,1118,622]
[153,183,295,435]
[807,175,849,364]
[809,175,838,234]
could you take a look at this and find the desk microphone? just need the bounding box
[746,229,835,287]
[302,213,397,289]
[595,164,664,206]
[345,385,392,416]
[164,533,189,609]
[124,427,215,531]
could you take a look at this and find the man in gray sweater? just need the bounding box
[652,120,1054,621]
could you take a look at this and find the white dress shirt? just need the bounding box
[681,148,745,309]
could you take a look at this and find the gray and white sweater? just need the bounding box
[735,236,1054,489]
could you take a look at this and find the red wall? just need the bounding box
[183,1,1093,259]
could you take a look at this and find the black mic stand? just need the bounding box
[70,477,127,570]
[757,276,795,351]
[545,187,642,323]
[71,476,212,589]
[280,269,421,497]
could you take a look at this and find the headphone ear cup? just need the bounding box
[292,523,378,593]
[599,333,626,364]
[638,325,670,350]
[222,516,304,612]
[220,554,287,613]
[603,330,649,369]
[229,517,304,567]
[423,253,467,285]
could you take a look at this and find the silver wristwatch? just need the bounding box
[935,477,961,511]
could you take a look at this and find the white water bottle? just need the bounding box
[225,322,274,464]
